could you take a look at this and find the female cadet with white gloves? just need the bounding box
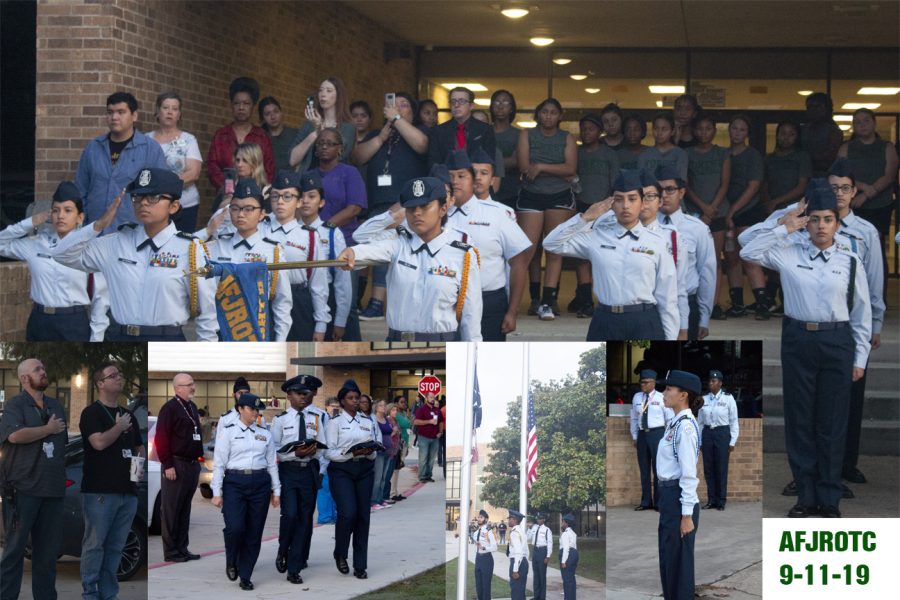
[740,180,871,518]
[211,393,280,592]
[337,176,483,341]
[697,370,739,511]
[0,181,108,340]
[656,369,703,600]
[542,169,679,340]
[325,379,379,579]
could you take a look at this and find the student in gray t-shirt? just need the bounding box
[489,90,521,210]
[618,113,650,170]
[638,113,688,182]
[763,120,811,213]
[686,112,731,232]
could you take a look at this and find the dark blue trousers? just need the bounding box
[288,284,315,341]
[701,427,731,506]
[509,556,529,600]
[0,494,63,600]
[222,471,271,582]
[328,459,374,570]
[782,319,854,508]
[532,545,548,599]
[26,306,91,341]
[637,427,665,507]
[277,462,317,575]
[687,293,700,340]
[474,552,493,600]
[658,483,699,600]
[587,308,664,341]
[559,547,579,600]
[843,358,868,473]
[481,288,509,342]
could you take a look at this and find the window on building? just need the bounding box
[446,459,462,500]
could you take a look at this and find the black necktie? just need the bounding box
[814,251,826,261]
[664,215,672,225]
[298,411,307,442]
[641,392,649,430]
[235,239,251,249]
[619,230,638,241]
[136,238,158,252]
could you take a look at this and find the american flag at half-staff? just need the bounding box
[525,390,538,491]
[471,359,482,464]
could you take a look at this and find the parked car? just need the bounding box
[0,435,147,581]
[147,416,162,534]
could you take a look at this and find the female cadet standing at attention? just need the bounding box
[543,170,679,340]
[558,513,579,600]
[740,181,871,518]
[325,379,379,579]
[656,370,703,600]
[338,176,483,341]
[697,370,739,511]
[0,181,108,340]
[472,508,498,600]
[211,393,280,591]
[52,168,215,341]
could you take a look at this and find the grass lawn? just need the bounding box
[496,538,605,583]
[353,557,530,599]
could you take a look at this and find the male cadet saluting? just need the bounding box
[271,376,326,584]
[472,508,498,600]
[506,508,530,600]
[631,369,674,511]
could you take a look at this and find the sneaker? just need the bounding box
[711,305,728,320]
[770,303,784,316]
[537,304,555,321]
[754,303,770,320]
[576,302,594,319]
[359,299,385,321]
[566,297,581,313]
[725,304,747,318]
[551,300,561,316]
[527,298,540,316]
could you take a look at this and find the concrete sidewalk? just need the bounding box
[149,446,445,599]
[607,501,761,600]
[16,559,146,600]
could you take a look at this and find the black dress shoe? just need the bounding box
[842,484,855,499]
[820,505,841,518]
[275,551,287,573]
[239,579,254,591]
[335,556,350,574]
[165,554,189,563]
[427,477,435,482]
[782,480,798,496]
[287,573,303,584]
[226,564,238,581]
[634,505,651,511]
[702,503,715,509]
[354,569,368,579]
[843,467,867,484]
[716,504,725,511]
[788,504,815,518]
[183,552,201,561]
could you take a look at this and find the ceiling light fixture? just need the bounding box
[552,58,572,65]
[838,124,852,131]
[570,74,587,81]
[530,37,554,46]
[833,115,853,122]
[474,99,491,106]
[656,100,664,108]
[517,120,537,128]
[440,83,489,92]
[584,88,600,94]
[857,87,900,95]
[501,7,529,18]
[797,90,814,96]
[648,85,685,94]
[841,102,881,110]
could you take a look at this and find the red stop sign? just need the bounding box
[418,375,442,397]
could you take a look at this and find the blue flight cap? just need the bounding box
[273,170,302,191]
[469,148,494,168]
[639,369,657,380]
[612,169,643,194]
[337,378,361,401]
[805,178,837,212]
[400,177,445,208]
[298,375,323,390]
[299,170,323,193]
[508,509,525,522]
[562,513,576,525]
[639,170,659,189]
[53,181,81,203]
[127,168,183,199]
[828,157,855,180]
[709,370,724,381]
[661,370,702,396]
[479,509,489,519]
[233,178,263,201]
[233,376,250,394]
[236,393,261,409]
[445,149,473,171]
[281,375,311,394]
[429,164,451,185]
[655,164,684,187]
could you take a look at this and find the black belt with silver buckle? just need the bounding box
[658,479,680,488]
[226,468,266,475]
[280,460,311,468]
[785,317,848,332]
[388,329,459,342]
[32,303,89,316]
[110,322,184,337]
[596,303,654,314]
[642,425,665,433]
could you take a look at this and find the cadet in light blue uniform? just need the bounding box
[531,512,553,600]
[472,509,498,600]
[52,167,214,341]
[211,393,280,591]
[506,509,529,600]
[558,513,579,600]
[271,376,326,584]
[0,181,109,340]
[630,369,674,510]
[325,379,378,579]
[656,370,703,600]
[543,170,679,340]
[740,181,871,518]
[697,370,739,510]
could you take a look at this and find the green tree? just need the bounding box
[481,347,607,514]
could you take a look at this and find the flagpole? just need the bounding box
[456,342,477,600]
[519,342,529,516]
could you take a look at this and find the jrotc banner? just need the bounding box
[208,261,269,341]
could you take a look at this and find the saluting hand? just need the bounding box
[31,211,50,227]
[388,202,405,227]
[206,206,228,238]
[211,495,223,508]
[781,211,809,234]
[337,247,355,270]
[93,188,125,232]
[581,196,613,222]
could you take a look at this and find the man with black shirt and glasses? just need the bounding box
[79,362,144,600]
[155,372,204,562]
[0,358,67,600]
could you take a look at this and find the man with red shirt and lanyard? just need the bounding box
[412,392,443,483]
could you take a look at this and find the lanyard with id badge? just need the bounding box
[99,402,144,481]
[177,398,202,442]
[378,133,402,188]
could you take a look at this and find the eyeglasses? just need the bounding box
[132,195,174,205]
[269,192,298,202]
[100,371,124,382]
[229,205,262,214]
[316,140,341,148]
[831,184,854,194]
[449,98,470,107]
[660,186,682,195]
[643,193,660,202]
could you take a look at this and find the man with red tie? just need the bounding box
[427,87,496,168]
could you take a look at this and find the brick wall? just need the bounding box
[34,0,417,220]
[314,342,444,357]
[0,264,32,340]
[607,417,763,506]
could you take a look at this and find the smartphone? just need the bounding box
[306,95,316,111]
[385,92,396,108]
[224,167,236,195]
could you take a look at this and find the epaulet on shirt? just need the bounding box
[450,240,472,252]
[117,222,138,231]
[176,231,196,241]
[224,423,235,428]
[397,226,411,238]
[262,237,278,245]
[322,221,337,229]
[276,410,288,417]
[220,411,230,417]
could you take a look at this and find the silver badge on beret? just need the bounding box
[138,169,151,187]
[412,179,425,197]
[245,186,251,196]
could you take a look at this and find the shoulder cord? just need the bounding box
[670,230,678,265]
[189,240,211,317]
[270,245,280,300]
[456,250,472,322]
[847,256,856,312]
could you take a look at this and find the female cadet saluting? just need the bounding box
[656,369,703,600]
[740,180,870,518]
[0,181,108,340]
[543,169,679,340]
[52,168,215,340]
[338,177,483,341]
[325,379,379,579]
[697,370,739,511]
[211,393,280,591]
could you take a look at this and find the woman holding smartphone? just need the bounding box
[289,77,357,172]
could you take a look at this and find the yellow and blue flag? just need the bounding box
[208,261,269,341]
